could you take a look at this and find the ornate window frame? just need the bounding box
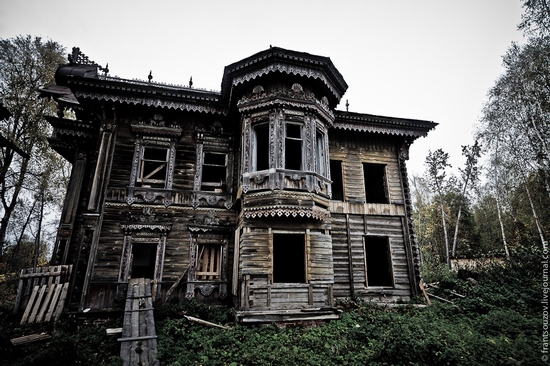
[126,121,180,206]
[186,211,231,299]
[118,208,172,300]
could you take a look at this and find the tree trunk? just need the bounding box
[31,194,45,269]
[439,200,451,268]
[524,177,546,244]
[9,199,37,270]
[495,194,510,259]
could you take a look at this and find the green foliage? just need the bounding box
[0,253,540,365]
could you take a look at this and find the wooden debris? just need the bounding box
[20,282,68,324]
[10,333,51,346]
[119,278,159,366]
[419,282,432,306]
[14,265,72,314]
[106,328,123,336]
[184,315,230,330]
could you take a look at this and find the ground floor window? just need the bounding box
[195,244,221,280]
[364,236,393,287]
[273,233,305,283]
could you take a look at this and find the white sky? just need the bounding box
[0,0,526,176]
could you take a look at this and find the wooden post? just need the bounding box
[345,214,355,297]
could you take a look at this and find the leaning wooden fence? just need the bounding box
[14,265,72,324]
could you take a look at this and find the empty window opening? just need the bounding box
[131,243,157,278]
[273,234,305,283]
[285,123,302,170]
[315,130,326,175]
[201,152,227,192]
[138,147,168,187]
[330,160,344,201]
[254,124,269,171]
[365,236,393,287]
[196,245,221,280]
[363,163,388,203]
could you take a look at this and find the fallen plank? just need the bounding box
[10,333,51,346]
[419,282,432,306]
[184,315,230,329]
[106,328,123,336]
[20,286,40,324]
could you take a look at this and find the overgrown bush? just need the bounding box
[0,249,541,365]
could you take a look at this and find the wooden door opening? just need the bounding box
[273,233,305,283]
[131,243,157,279]
[364,236,393,287]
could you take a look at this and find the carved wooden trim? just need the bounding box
[186,213,230,299]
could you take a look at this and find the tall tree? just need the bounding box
[425,149,452,268]
[451,141,481,257]
[0,35,66,262]
[519,0,550,38]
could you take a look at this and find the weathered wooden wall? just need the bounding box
[328,130,413,301]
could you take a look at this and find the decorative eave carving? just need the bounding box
[237,84,334,124]
[333,111,437,138]
[73,91,226,115]
[231,62,342,102]
[222,47,348,107]
[243,205,330,221]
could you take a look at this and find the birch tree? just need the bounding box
[0,35,67,263]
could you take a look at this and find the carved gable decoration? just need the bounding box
[188,210,232,232]
[120,208,173,234]
[131,114,182,137]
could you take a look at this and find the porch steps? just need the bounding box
[119,278,159,366]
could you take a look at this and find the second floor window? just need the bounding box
[363,163,388,204]
[201,152,227,192]
[285,123,302,170]
[138,146,169,188]
[330,160,344,201]
[253,123,269,171]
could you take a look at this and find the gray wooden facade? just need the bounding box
[40,47,436,322]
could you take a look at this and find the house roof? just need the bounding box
[333,110,437,138]
[221,47,348,107]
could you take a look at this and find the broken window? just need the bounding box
[195,244,221,280]
[285,123,302,170]
[364,236,393,287]
[363,163,388,203]
[201,152,227,192]
[131,242,157,279]
[315,129,326,176]
[138,146,169,187]
[253,123,269,171]
[273,233,305,283]
[330,160,344,201]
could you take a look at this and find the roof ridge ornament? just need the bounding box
[68,47,109,74]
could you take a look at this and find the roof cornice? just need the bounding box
[333,110,437,138]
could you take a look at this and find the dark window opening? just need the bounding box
[254,124,269,171]
[363,163,388,203]
[330,160,344,201]
[138,147,168,187]
[315,130,326,175]
[285,123,302,170]
[365,236,393,287]
[131,243,156,278]
[196,244,221,280]
[273,234,305,283]
[201,152,227,192]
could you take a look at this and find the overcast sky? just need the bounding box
[0,0,526,176]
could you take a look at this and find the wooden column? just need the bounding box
[80,119,118,310]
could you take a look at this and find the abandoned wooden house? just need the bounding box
[38,46,436,323]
